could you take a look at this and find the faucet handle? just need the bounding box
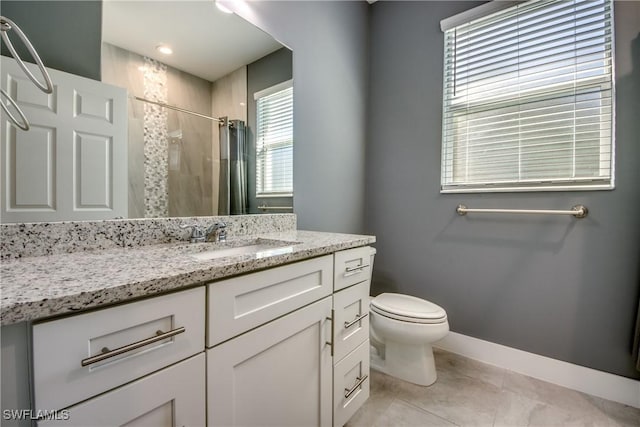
[180,224,205,241]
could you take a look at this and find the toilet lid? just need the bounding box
[370,293,447,324]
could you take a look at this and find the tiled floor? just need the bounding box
[347,349,640,427]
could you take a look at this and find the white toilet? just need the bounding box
[369,293,449,386]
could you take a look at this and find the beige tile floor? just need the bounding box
[347,349,640,427]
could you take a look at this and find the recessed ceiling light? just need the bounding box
[156,45,173,55]
[215,1,233,14]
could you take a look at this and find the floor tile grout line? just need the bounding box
[393,396,462,427]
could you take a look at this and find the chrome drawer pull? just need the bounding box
[344,264,369,276]
[81,327,186,367]
[344,312,368,329]
[344,374,368,399]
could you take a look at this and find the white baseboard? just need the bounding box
[435,332,640,409]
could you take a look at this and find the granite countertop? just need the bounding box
[0,230,375,326]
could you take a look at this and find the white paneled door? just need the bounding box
[1,57,127,222]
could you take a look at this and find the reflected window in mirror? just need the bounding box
[255,80,293,198]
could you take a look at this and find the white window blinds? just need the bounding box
[441,0,614,192]
[255,81,293,197]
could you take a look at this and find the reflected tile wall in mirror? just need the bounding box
[102,43,215,218]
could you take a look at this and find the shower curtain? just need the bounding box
[634,297,640,371]
[218,118,248,215]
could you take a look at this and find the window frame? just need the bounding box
[439,0,616,194]
[254,79,294,198]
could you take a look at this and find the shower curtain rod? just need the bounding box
[133,96,223,122]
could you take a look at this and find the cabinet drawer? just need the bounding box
[333,280,370,361]
[207,255,333,347]
[333,340,370,427]
[334,246,372,291]
[38,353,206,427]
[32,287,205,411]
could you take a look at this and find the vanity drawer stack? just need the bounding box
[332,246,374,427]
[32,287,206,426]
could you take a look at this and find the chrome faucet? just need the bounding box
[209,222,227,242]
[180,222,227,243]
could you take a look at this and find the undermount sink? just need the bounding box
[189,240,296,261]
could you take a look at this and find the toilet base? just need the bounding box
[370,340,437,386]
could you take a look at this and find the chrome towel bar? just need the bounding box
[257,205,293,211]
[456,204,588,218]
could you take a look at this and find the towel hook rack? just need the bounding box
[0,16,53,94]
[0,16,54,132]
[0,88,29,131]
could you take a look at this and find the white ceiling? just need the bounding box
[102,0,284,82]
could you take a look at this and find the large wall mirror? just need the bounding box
[0,0,293,224]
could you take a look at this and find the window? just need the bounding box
[440,0,614,192]
[255,80,293,197]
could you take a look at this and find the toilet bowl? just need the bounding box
[369,293,449,386]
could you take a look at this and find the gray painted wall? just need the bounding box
[366,0,640,379]
[1,1,102,80]
[247,47,293,214]
[228,1,369,233]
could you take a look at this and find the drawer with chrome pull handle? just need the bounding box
[333,280,370,361]
[32,287,205,412]
[333,340,370,427]
[334,246,373,291]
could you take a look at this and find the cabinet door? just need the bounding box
[208,296,333,427]
[38,353,205,427]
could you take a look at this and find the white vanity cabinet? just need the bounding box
[27,245,373,427]
[206,247,373,427]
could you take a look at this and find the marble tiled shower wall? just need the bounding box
[101,43,215,218]
[142,57,169,217]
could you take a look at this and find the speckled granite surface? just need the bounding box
[0,230,375,325]
[0,214,296,260]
